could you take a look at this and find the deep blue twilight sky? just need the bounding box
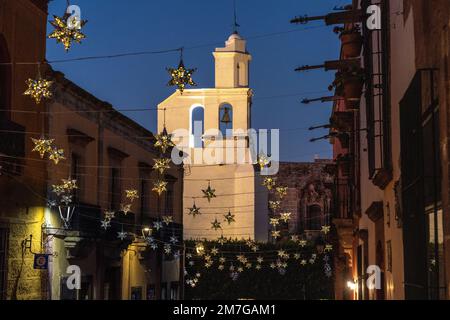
[46,0,342,162]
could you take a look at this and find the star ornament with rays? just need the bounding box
[24,77,53,104]
[223,210,235,225]
[269,218,280,227]
[276,186,288,199]
[162,215,173,225]
[262,177,276,190]
[153,158,171,175]
[120,203,132,215]
[48,13,87,52]
[188,203,201,217]
[280,212,292,223]
[269,201,281,211]
[321,225,331,235]
[117,230,128,241]
[49,147,66,165]
[31,137,54,158]
[257,153,270,170]
[202,183,216,202]
[167,59,197,94]
[154,128,175,154]
[211,219,222,231]
[271,230,281,239]
[125,190,139,202]
[152,180,168,196]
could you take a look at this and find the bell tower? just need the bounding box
[213,32,252,88]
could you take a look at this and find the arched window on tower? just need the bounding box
[306,204,322,230]
[219,104,233,138]
[191,106,204,148]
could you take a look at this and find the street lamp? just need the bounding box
[142,227,152,239]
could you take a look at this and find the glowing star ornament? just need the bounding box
[223,210,235,225]
[291,235,299,242]
[120,203,132,215]
[31,137,54,158]
[270,263,276,269]
[49,147,66,165]
[125,190,139,202]
[153,158,171,174]
[217,235,227,245]
[324,244,333,253]
[153,221,163,231]
[152,180,168,196]
[251,245,259,253]
[188,203,201,217]
[269,201,281,211]
[280,212,292,223]
[321,225,331,235]
[299,240,307,248]
[257,154,270,170]
[117,230,128,241]
[271,230,281,239]
[255,264,262,270]
[210,247,219,256]
[100,219,111,230]
[167,58,197,94]
[164,244,172,255]
[169,235,178,244]
[218,265,225,271]
[202,183,216,202]
[24,77,53,104]
[276,186,288,199]
[269,218,280,227]
[257,256,264,264]
[300,259,307,266]
[293,253,301,260]
[219,257,226,264]
[61,178,77,191]
[154,128,175,154]
[162,215,173,225]
[262,177,276,190]
[48,13,87,52]
[211,219,222,231]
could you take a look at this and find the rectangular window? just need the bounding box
[110,167,121,211]
[362,0,392,187]
[71,153,84,202]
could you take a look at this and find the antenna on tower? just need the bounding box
[232,0,240,33]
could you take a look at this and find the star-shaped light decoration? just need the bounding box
[49,147,65,165]
[188,260,195,266]
[269,263,276,269]
[299,240,307,248]
[202,182,216,202]
[262,177,276,190]
[218,264,225,271]
[188,203,201,217]
[276,186,288,199]
[120,203,132,215]
[164,244,172,255]
[219,257,226,264]
[280,212,292,223]
[321,225,331,235]
[291,235,299,242]
[100,219,111,230]
[237,266,244,273]
[162,215,173,225]
[245,262,252,269]
[293,253,301,260]
[61,178,77,191]
[236,254,246,263]
[269,218,280,227]
[271,230,281,239]
[269,201,281,211]
[278,250,289,260]
[52,184,65,196]
[255,264,262,270]
[223,210,235,225]
[150,242,159,250]
[210,247,219,256]
[154,128,175,154]
[31,137,54,158]
[104,210,115,220]
[257,256,264,264]
[167,58,197,94]
[125,190,139,202]
[251,245,259,252]
[205,262,212,269]
[117,230,128,241]
[173,251,181,259]
[211,218,222,231]
[324,244,333,253]
[24,77,53,104]
[169,235,178,244]
[152,180,168,196]
[60,195,73,206]
[186,253,193,260]
[300,259,307,266]
[153,221,163,231]
[153,158,171,175]
[217,235,227,245]
[257,153,270,170]
[48,13,87,52]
